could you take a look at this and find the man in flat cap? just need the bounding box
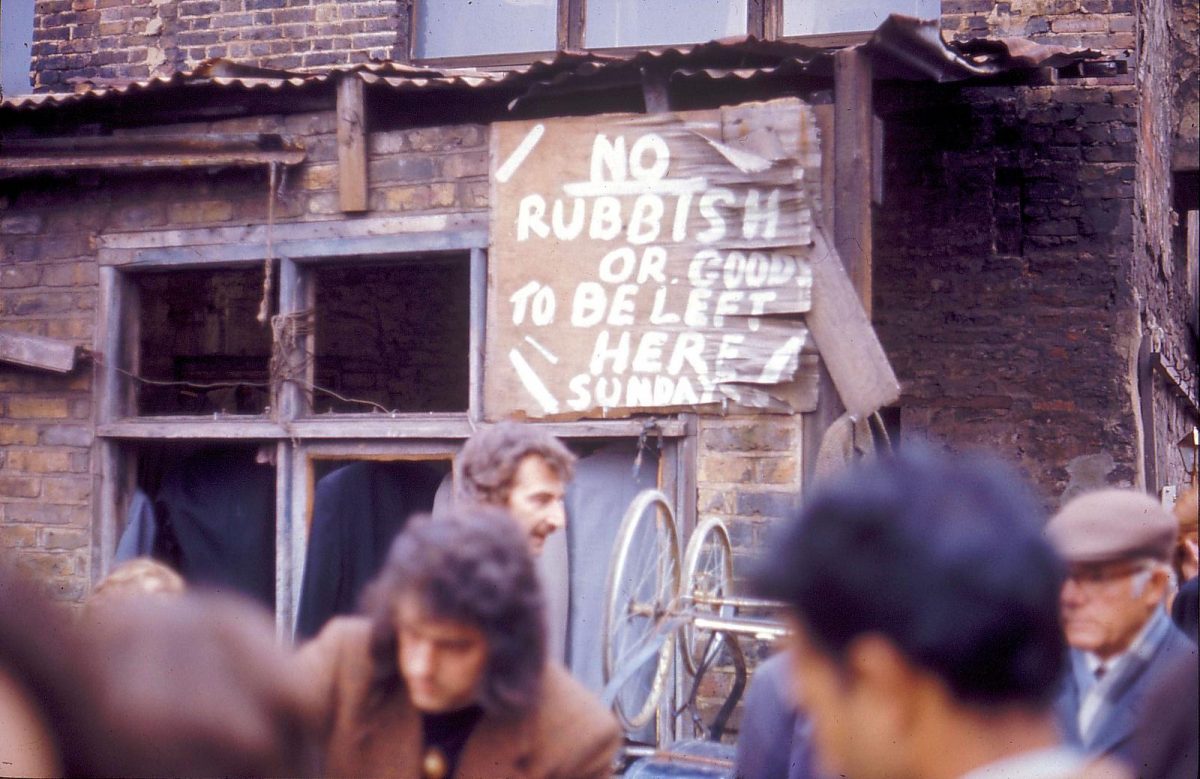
[1047,488,1197,767]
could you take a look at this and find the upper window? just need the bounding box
[1,1,35,98]
[782,0,938,36]
[413,0,558,59]
[411,0,937,62]
[585,0,747,49]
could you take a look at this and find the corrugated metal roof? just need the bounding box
[0,16,1106,116]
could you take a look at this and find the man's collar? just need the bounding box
[1082,607,1171,675]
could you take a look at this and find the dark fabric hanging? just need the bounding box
[153,447,275,607]
[295,460,444,640]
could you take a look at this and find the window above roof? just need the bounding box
[411,0,940,64]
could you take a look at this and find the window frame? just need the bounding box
[93,215,693,639]
[408,0,897,68]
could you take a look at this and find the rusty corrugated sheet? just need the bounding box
[0,16,1105,116]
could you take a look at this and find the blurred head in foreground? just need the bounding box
[752,447,1068,779]
[77,591,319,777]
[85,557,185,612]
[362,507,546,716]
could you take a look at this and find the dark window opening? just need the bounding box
[135,267,276,416]
[312,257,470,414]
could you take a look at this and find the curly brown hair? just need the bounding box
[361,508,547,717]
[455,421,576,507]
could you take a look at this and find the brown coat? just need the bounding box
[296,617,620,779]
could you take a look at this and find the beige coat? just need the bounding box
[296,617,620,779]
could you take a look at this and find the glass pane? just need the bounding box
[586,0,747,49]
[783,0,935,36]
[415,0,557,58]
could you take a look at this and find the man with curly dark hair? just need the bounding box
[455,421,576,556]
[296,507,618,779]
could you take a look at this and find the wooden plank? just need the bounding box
[97,419,289,439]
[95,415,689,441]
[640,66,671,113]
[93,440,121,584]
[0,150,304,176]
[99,212,488,252]
[0,329,76,373]
[804,226,900,418]
[469,248,486,424]
[276,442,299,642]
[304,441,460,459]
[114,230,488,269]
[336,76,368,213]
[277,257,314,420]
[834,46,874,314]
[1,133,295,153]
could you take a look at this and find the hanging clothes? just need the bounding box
[113,488,158,564]
[153,447,275,607]
[295,460,444,640]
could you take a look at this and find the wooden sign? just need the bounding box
[486,98,822,420]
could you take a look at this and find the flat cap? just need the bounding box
[1046,488,1176,564]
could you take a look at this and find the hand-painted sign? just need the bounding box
[486,98,821,420]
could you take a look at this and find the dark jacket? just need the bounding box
[1056,609,1198,765]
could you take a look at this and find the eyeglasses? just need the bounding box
[1065,561,1152,586]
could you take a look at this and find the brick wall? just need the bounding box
[874,77,1145,503]
[1133,0,1197,488]
[32,0,404,91]
[941,0,1136,53]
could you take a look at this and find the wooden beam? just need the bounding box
[98,213,489,267]
[96,416,689,440]
[336,76,368,213]
[804,226,901,419]
[0,150,304,177]
[640,66,671,114]
[469,248,486,424]
[833,46,874,315]
[0,330,76,372]
[106,230,488,269]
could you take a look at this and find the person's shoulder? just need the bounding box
[537,664,619,743]
[533,664,621,777]
[296,616,373,666]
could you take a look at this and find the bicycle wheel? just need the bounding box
[602,488,682,731]
[681,517,735,677]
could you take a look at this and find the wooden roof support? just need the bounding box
[833,46,874,315]
[337,76,368,213]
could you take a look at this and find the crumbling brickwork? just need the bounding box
[941,0,1136,53]
[874,79,1145,503]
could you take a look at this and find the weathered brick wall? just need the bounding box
[1171,0,1199,163]
[1133,0,1196,489]
[874,78,1144,504]
[32,0,404,91]
[941,0,1136,53]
